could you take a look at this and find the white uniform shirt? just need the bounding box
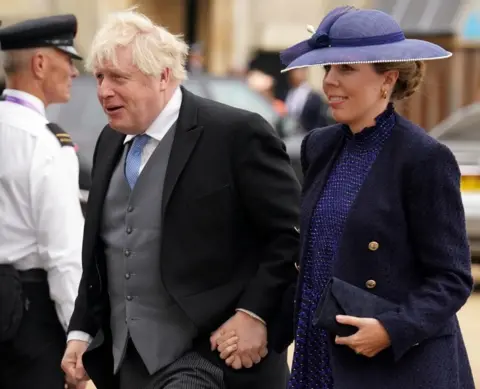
[0,89,84,331]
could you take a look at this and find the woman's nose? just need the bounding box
[324,69,339,86]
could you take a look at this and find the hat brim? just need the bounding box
[281,39,451,72]
[57,45,82,60]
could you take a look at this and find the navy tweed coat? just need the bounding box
[295,113,475,389]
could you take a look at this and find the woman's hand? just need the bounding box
[334,315,391,357]
[212,330,243,369]
[214,331,240,360]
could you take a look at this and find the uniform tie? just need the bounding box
[125,134,150,189]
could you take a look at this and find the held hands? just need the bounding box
[61,340,90,388]
[210,311,268,370]
[334,315,391,357]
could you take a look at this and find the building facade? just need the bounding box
[1,0,479,129]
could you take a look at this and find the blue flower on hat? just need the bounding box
[307,31,330,49]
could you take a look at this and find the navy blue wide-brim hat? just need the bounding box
[280,6,451,72]
[0,14,82,60]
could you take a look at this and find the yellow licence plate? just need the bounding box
[461,175,480,191]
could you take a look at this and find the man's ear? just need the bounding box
[159,68,171,91]
[31,50,47,80]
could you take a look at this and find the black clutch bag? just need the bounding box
[312,277,397,337]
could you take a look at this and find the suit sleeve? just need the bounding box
[67,128,107,336]
[233,113,301,323]
[376,142,473,361]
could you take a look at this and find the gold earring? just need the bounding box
[381,89,388,99]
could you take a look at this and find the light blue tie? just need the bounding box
[125,134,150,189]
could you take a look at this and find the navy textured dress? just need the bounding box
[289,104,396,389]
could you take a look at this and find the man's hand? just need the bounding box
[61,340,90,386]
[334,315,391,357]
[210,311,268,369]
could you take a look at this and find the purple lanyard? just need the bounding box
[2,95,44,116]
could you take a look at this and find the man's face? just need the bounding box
[42,49,79,104]
[93,45,166,135]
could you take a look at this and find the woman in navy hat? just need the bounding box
[281,6,475,389]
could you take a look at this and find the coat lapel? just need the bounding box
[86,88,203,254]
[301,130,344,235]
[162,87,203,215]
[294,128,344,322]
[335,122,400,254]
[84,128,125,258]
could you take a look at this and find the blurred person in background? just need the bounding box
[247,69,288,117]
[0,15,84,389]
[186,41,205,75]
[61,9,300,389]
[275,6,475,389]
[285,67,332,131]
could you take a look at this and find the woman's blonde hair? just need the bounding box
[373,61,426,101]
[85,7,189,81]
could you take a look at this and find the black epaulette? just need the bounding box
[46,123,74,148]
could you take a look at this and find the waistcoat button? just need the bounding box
[365,279,377,289]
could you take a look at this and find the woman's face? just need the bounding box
[322,64,397,132]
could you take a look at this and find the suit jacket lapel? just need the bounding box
[162,87,203,215]
[86,88,203,254]
[84,128,125,258]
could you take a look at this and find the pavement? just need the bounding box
[458,292,480,387]
[87,292,480,388]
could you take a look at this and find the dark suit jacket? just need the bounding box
[68,87,301,389]
[295,113,475,388]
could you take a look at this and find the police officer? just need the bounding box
[0,15,84,389]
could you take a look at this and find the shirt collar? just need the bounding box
[124,86,183,144]
[3,89,46,117]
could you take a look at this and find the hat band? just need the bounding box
[281,30,406,66]
[329,31,405,47]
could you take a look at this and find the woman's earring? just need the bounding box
[381,89,388,99]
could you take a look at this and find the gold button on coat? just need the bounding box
[368,241,379,251]
[365,279,377,289]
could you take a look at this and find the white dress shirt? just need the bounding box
[0,89,84,331]
[68,86,263,345]
[123,86,183,169]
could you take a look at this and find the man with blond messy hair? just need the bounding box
[61,8,300,389]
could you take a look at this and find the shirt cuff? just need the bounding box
[67,331,93,345]
[236,308,266,325]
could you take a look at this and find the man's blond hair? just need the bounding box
[86,7,189,81]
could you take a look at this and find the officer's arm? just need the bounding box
[30,143,84,331]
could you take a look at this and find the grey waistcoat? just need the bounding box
[101,124,197,375]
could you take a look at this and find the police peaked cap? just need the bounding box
[0,14,82,60]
